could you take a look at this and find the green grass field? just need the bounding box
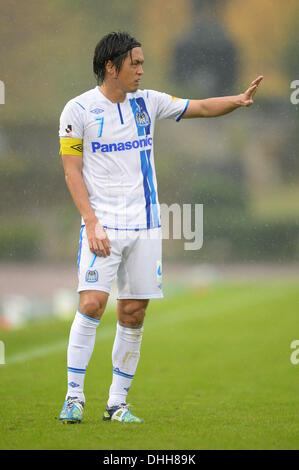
[0,280,298,450]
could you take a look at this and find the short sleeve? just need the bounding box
[148,90,190,122]
[59,100,84,139]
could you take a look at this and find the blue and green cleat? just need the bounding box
[59,396,84,424]
[103,403,143,423]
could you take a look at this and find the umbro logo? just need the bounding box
[90,108,104,114]
[68,382,80,388]
[71,143,83,152]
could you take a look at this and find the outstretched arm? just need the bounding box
[183,75,264,118]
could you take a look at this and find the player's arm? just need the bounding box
[61,154,111,258]
[183,75,263,118]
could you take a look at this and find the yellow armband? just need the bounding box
[59,137,83,156]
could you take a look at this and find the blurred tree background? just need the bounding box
[0,0,298,263]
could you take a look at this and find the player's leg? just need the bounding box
[103,299,149,423]
[66,290,109,399]
[109,299,148,404]
[59,290,108,423]
[60,226,121,423]
[103,227,163,423]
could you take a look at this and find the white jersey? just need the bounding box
[59,86,189,229]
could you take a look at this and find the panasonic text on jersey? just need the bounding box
[91,137,153,154]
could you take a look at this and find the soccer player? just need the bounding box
[58,31,263,424]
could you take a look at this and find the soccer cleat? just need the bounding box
[103,403,144,423]
[59,396,84,424]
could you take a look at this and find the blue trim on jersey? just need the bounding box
[75,101,86,111]
[113,367,134,379]
[129,97,151,136]
[67,366,86,374]
[145,148,159,227]
[139,149,152,228]
[140,149,159,228]
[77,310,101,324]
[129,98,159,228]
[77,225,85,270]
[176,99,190,122]
[117,103,124,124]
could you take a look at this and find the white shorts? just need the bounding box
[77,226,163,299]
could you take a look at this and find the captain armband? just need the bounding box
[59,137,83,157]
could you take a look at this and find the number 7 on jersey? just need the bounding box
[96,116,104,138]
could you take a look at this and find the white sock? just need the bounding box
[66,310,100,402]
[107,322,143,408]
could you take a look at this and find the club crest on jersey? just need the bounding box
[90,108,104,114]
[85,269,98,283]
[135,106,149,126]
[129,97,151,135]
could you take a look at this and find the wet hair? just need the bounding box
[93,31,141,84]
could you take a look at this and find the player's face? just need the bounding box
[117,47,144,92]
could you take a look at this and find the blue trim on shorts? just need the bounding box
[102,225,161,231]
[90,253,97,268]
[77,225,85,270]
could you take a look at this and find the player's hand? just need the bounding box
[238,75,264,107]
[85,217,111,258]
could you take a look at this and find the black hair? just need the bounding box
[93,31,141,84]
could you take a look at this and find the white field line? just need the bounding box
[6,339,67,365]
[5,287,286,365]
[6,325,116,365]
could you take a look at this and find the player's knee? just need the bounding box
[119,300,149,328]
[79,294,107,320]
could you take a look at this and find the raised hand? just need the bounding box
[239,75,264,107]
